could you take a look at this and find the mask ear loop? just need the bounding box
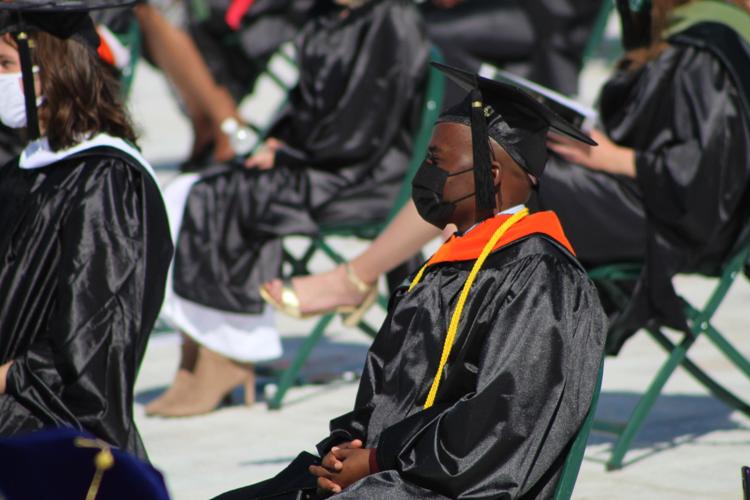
[14,18,40,140]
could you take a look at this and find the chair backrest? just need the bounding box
[552,360,604,500]
[383,46,445,224]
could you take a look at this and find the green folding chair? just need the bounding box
[266,48,445,409]
[588,236,750,470]
[116,17,141,99]
[553,360,604,500]
[581,0,619,65]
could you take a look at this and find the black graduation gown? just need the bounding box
[0,147,173,460]
[420,0,602,105]
[172,0,429,314]
[0,125,20,167]
[216,231,607,499]
[534,22,750,352]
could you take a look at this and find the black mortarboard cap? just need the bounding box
[0,1,134,47]
[432,62,597,216]
[0,1,134,139]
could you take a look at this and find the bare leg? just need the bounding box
[134,4,237,161]
[263,200,440,315]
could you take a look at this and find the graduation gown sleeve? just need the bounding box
[2,159,170,457]
[325,245,606,498]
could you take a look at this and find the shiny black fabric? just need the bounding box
[219,235,606,499]
[0,125,21,167]
[421,0,603,105]
[0,147,173,459]
[534,23,750,352]
[173,0,429,313]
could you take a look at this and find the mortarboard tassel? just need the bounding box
[15,26,40,140]
[469,88,496,220]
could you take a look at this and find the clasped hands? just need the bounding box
[308,439,372,495]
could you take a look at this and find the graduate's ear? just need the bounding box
[490,159,502,188]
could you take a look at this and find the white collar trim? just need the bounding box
[461,204,526,236]
[19,133,158,183]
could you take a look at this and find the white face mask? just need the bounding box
[0,68,42,129]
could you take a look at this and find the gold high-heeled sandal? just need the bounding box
[258,263,378,325]
[340,263,378,327]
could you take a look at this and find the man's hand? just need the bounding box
[244,138,282,170]
[309,439,370,494]
[547,129,636,177]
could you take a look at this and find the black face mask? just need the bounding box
[411,160,475,229]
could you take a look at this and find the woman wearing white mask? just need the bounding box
[0,1,172,460]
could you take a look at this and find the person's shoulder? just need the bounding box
[48,146,159,207]
[494,233,580,264]
[67,146,153,182]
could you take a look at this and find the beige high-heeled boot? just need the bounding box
[153,346,255,418]
[145,333,199,416]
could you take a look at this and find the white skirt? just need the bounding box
[159,173,282,363]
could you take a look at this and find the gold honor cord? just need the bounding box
[408,208,530,409]
[74,437,115,500]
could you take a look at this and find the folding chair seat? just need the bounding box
[265,47,445,409]
[588,236,750,470]
[553,360,604,500]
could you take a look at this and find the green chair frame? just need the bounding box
[581,0,617,64]
[588,241,750,470]
[266,48,445,409]
[553,360,604,500]
[117,17,142,99]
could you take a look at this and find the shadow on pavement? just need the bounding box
[589,391,750,466]
[136,336,369,406]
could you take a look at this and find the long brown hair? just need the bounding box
[628,0,750,65]
[30,31,138,150]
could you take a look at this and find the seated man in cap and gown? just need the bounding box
[0,1,172,459]
[263,0,750,354]
[216,64,607,500]
[151,0,430,417]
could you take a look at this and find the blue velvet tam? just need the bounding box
[0,428,170,500]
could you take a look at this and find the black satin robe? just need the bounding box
[0,125,20,167]
[217,235,606,499]
[173,0,429,313]
[0,147,173,459]
[420,0,603,105]
[535,23,750,352]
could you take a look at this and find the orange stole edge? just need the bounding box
[426,211,575,268]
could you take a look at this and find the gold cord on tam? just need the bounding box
[74,437,115,500]
[408,208,529,410]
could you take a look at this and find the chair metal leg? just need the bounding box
[268,313,336,410]
[605,331,697,470]
[648,327,750,417]
[687,304,750,379]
